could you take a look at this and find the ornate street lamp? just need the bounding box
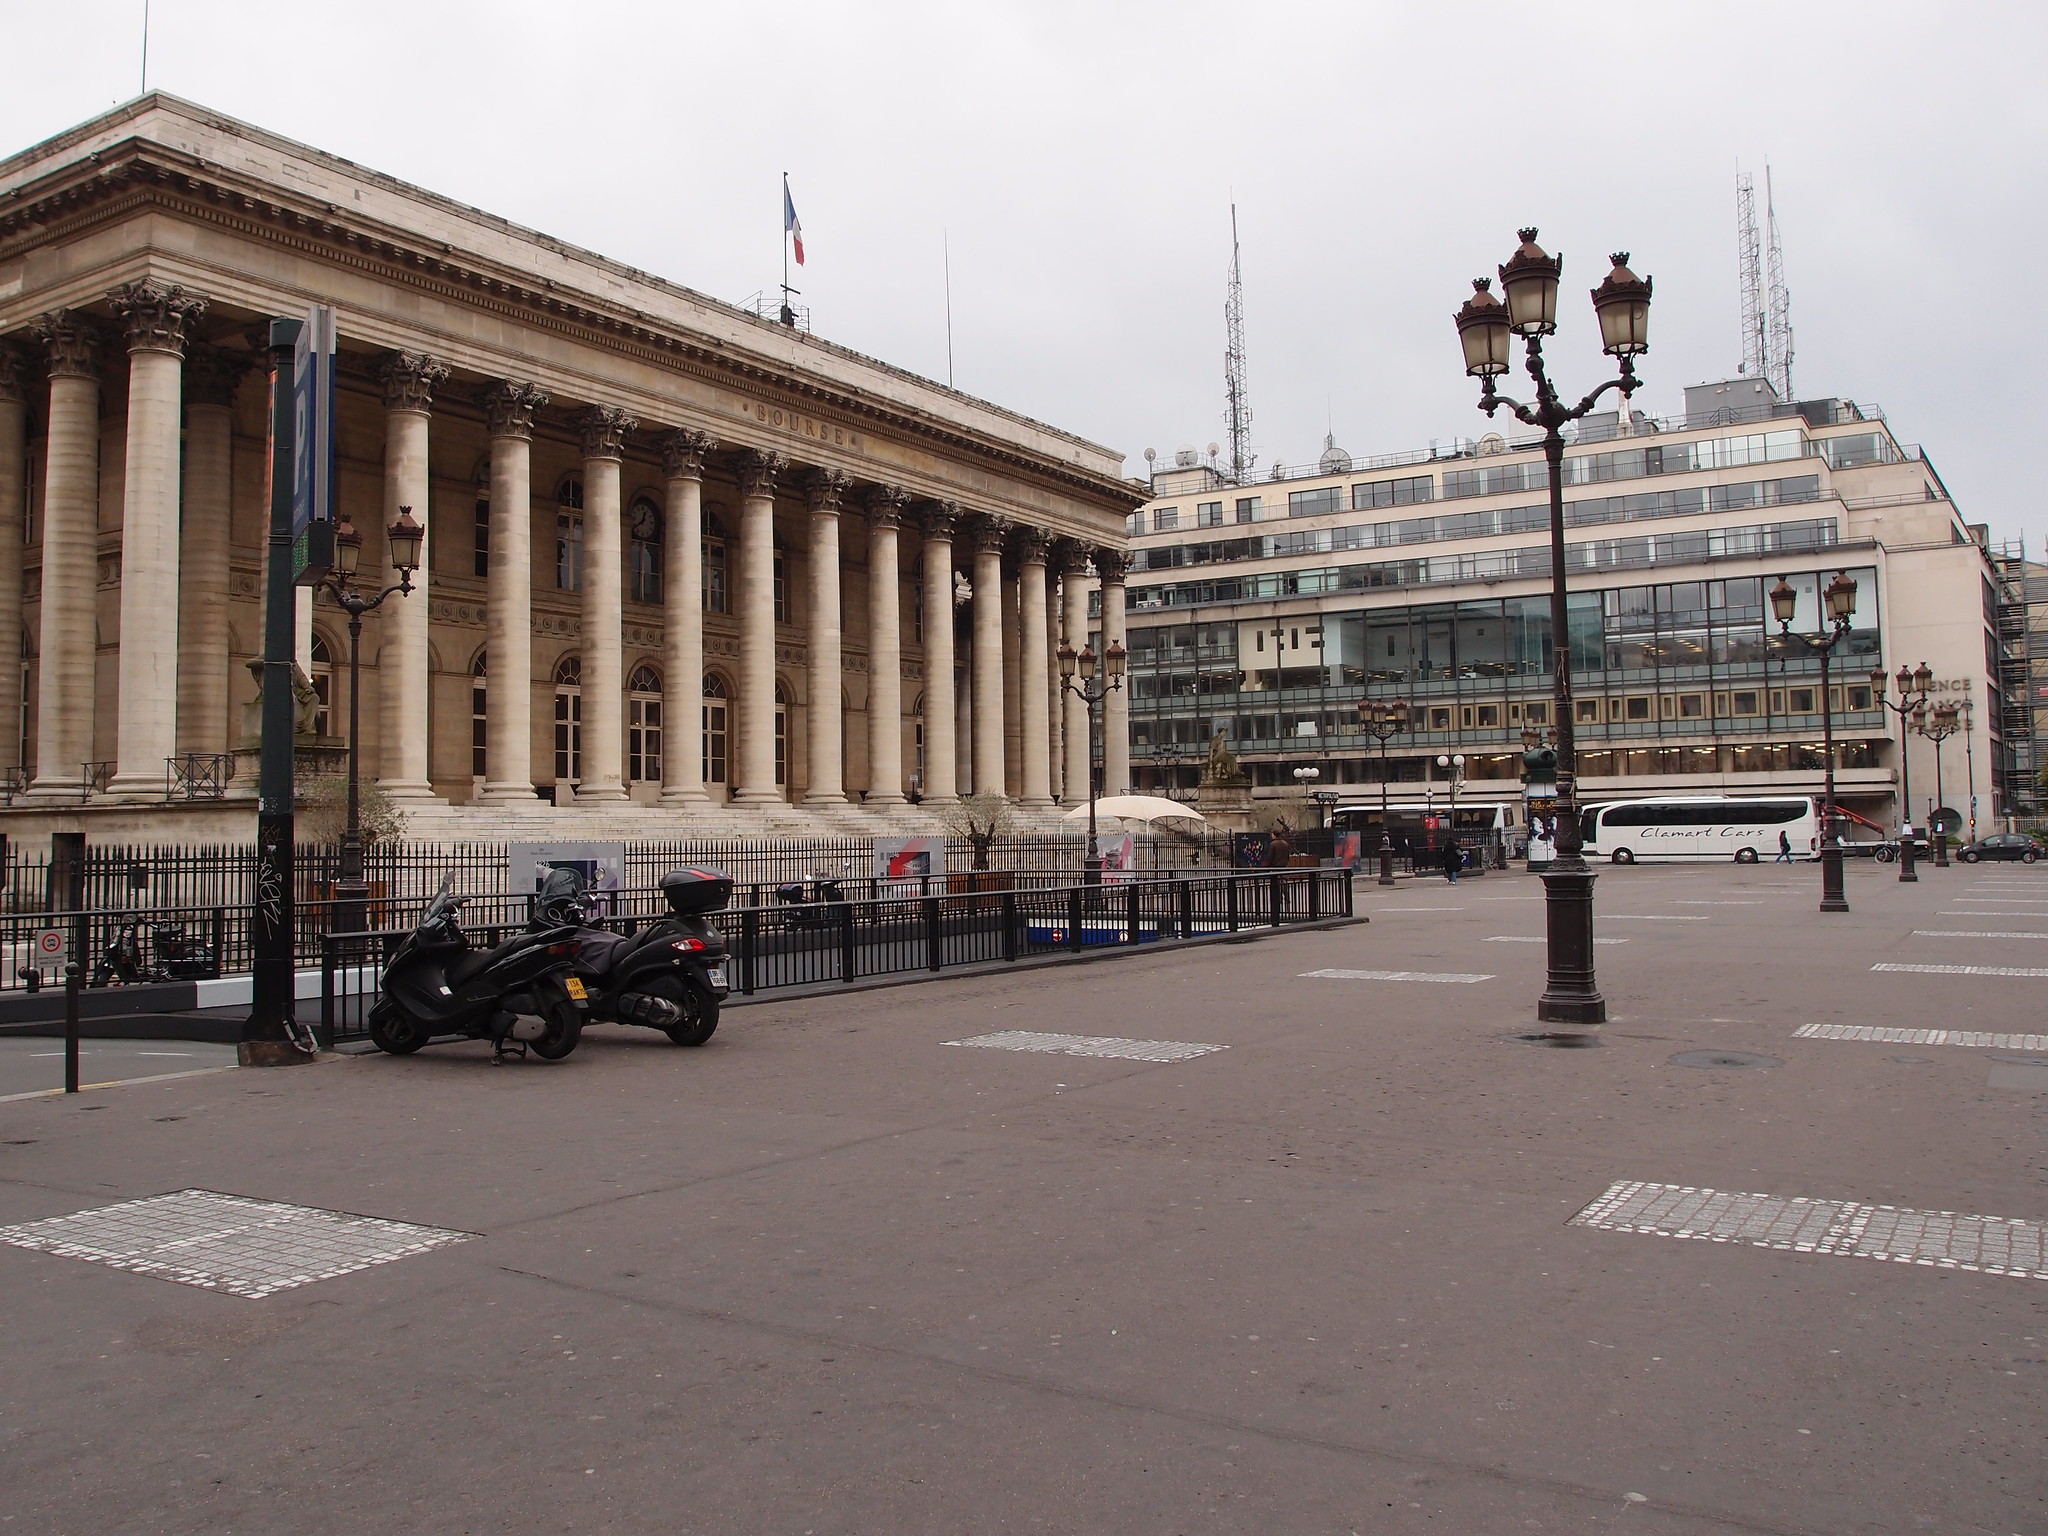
[1356,698,1409,886]
[311,505,423,932]
[1059,637,1126,885]
[1435,753,1467,861]
[1770,570,1858,911]
[1872,661,1932,882]
[1917,698,1962,868]
[1454,232,1651,1030]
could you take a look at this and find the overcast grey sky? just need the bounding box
[4,2,2042,544]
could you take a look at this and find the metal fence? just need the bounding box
[316,866,1355,1047]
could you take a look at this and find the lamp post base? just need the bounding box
[1897,840,1917,883]
[1083,855,1104,887]
[1536,861,1606,1027]
[1820,846,1849,912]
[1377,839,1396,887]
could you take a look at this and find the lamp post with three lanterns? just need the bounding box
[1872,662,1932,882]
[1356,698,1409,886]
[1057,638,1127,885]
[1768,570,1859,913]
[1917,699,1962,869]
[1453,229,1653,1029]
[308,506,424,933]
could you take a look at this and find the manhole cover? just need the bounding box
[1506,1031,1603,1049]
[1988,1052,2048,1067]
[1670,1050,1781,1070]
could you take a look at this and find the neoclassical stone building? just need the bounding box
[0,97,1142,839]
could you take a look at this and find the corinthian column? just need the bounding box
[0,343,29,780]
[26,312,102,798]
[175,346,243,760]
[575,405,638,803]
[659,428,716,804]
[734,448,787,803]
[1097,547,1130,795]
[1061,547,1092,803]
[1016,529,1053,806]
[1046,551,1067,801]
[375,351,448,799]
[917,502,958,803]
[104,281,207,799]
[970,516,1009,799]
[480,380,549,801]
[802,467,849,804]
[862,485,909,805]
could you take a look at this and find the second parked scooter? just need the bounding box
[533,865,732,1047]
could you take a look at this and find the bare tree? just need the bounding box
[939,792,1015,871]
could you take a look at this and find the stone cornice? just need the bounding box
[0,134,1147,517]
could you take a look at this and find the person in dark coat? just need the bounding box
[1442,839,1462,884]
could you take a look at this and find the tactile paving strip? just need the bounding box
[1794,1023,2048,1051]
[0,1189,473,1299]
[945,1031,1225,1063]
[1571,1180,2047,1281]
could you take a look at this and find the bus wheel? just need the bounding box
[1610,848,1634,865]
[1734,848,1759,864]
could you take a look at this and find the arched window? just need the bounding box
[702,674,729,786]
[774,679,790,788]
[629,496,662,605]
[703,510,728,615]
[628,665,663,783]
[773,550,789,624]
[310,635,333,738]
[553,654,582,784]
[471,652,487,778]
[556,475,584,591]
[911,691,925,795]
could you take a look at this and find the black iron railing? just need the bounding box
[316,867,1355,1046]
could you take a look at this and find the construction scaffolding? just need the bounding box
[1990,538,2038,814]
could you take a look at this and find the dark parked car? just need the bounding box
[1956,833,2042,864]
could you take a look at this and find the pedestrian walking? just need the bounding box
[1442,840,1462,884]
[1775,829,1793,863]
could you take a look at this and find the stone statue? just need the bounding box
[1201,730,1249,787]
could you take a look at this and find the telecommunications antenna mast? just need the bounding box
[1763,165,1794,401]
[1736,170,1766,383]
[1224,204,1254,484]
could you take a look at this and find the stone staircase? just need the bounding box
[388,796,1082,845]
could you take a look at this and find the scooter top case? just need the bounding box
[661,867,734,916]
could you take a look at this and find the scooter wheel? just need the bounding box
[368,1000,429,1056]
[528,998,584,1061]
[664,985,720,1049]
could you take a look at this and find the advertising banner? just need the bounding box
[291,304,338,585]
[874,835,944,885]
[511,842,627,915]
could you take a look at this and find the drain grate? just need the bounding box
[1670,1049,1781,1070]
[0,1189,472,1299]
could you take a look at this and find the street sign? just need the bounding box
[33,928,68,966]
[291,304,338,585]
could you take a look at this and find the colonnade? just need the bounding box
[0,306,1130,811]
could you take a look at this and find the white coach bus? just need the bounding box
[1578,795,1820,865]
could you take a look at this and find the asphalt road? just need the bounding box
[1,857,2043,1535]
[0,1037,239,1099]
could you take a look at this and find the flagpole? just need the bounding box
[781,172,790,302]
[944,230,954,388]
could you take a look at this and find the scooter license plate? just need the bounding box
[564,977,588,1002]
[706,963,729,993]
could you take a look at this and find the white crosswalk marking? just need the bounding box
[944,1031,1225,1063]
[1571,1180,2047,1281]
[1794,1022,2048,1051]
[1301,967,1495,984]
[1484,936,1628,945]
[1910,930,2048,940]
[1872,961,2048,978]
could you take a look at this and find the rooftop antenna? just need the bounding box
[1736,168,1766,384]
[140,0,150,96]
[1764,164,1794,401]
[1224,203,1254,485]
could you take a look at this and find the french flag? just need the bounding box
[784,176,805,266]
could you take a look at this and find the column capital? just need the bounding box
[1014,527,1051,566]
[737,447,788,501]
[484,379,550,439]
[575,404,639,460]
[660,426,719,481]
[804,466,853,515]
[918,498,960,542]
[970,514,1013,557]
[379,350,450,414]
[1048,537,1090,578]
[1093,547,1129,584]
[0,338,29,404]
[861,483,910,530]
[182,343,249,409]
[30,310,103,381]
[107,279,208,357]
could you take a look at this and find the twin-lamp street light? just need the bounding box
[1872,662,1933,882]
[1768,570,1858,913]
[1057,637,1127,885]
[310,505,424,933]
[1355,698,1408,887]
[1454,228,1652,1031]
[1916,698,1963,869]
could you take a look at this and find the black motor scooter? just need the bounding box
[773,864,851,929]
[369,876,588,1062]
[91,920,220,986]
[533,866,731,1047]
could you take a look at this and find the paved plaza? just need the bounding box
[2,859,2045,1534]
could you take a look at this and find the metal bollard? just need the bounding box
[63,961,81,1094]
